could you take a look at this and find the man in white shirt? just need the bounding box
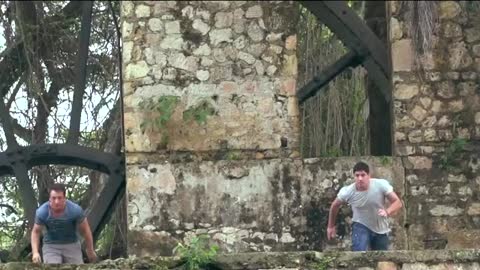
[326,161,403,251]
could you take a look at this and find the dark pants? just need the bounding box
[351,222,389,251]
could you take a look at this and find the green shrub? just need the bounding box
[173,235,219,270]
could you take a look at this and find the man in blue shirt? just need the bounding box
[30,183,97,264]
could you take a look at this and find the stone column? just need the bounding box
[390,1,480,249]
[121,1,300,256]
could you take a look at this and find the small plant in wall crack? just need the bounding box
[439,138,468,172]
[183,100,217,125]
[314,255,335,270]
[138,95,179,134]
[173,235,219,270]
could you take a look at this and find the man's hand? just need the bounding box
[86,248,97,263]
[327,226,337,240]
[378,208,388,217]
[32,252,42,263]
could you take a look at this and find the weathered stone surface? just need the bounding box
[5,250,480,269]
[196,70,210,81]
[246,5,263,18]
[209,28,233,45]
[285,35,297,51]
[125,61,149,80]
[449,42,473,70]
[448,99,464,112]
[160,35,185,50]
[436,81,456,99]
[193,44,212,56]
[238,51,256,64]
[233,8,246,33]
[396,115,416,129]
[247,21,265,42]
[439,1,461,19]
[135,5,151,18]
[390,17,402,41]
[168,53,198,72]
[215,11,234,28]
[411,106,428,122]
[165,20,181,34]
[443,22,462,38]
[392,39,413,71]
[430,205,464,217]
[465,28,480,43]
[148,18,163,32]
[193,19,211,35]
[394,84,419,100]
[125,157,405,254]
[408,130,423,143]
[407,156,432,169]
[468,203,480,215]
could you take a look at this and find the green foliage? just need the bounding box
[173,235,219,270]
[183,100,216,125]
[314,256,335,270]
[380,156,392,166]
[226,151,241,160]
[323,147,341,157]
[439,138,468,171]
[139,96,180,133]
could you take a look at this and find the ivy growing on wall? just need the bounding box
[138,96,180,134]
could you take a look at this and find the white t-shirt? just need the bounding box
[337,178,393,234]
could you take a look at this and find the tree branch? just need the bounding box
[0,1,83,98]
[67,1,93,145]
[0,203,18,215]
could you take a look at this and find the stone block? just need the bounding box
[439,1,461,19]
[135,5,151,18]
[394,84,419,100]
[246,5,263,18]
[215,11,234,28]
[377,261,397,270]
[392,39,413,71]
[407,156,432,170]
[449,42,473,70]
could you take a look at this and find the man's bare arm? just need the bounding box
[385,191,403,216]
[328,198,344,228]
[31,223,43,263]
[31,224,43,254]
[78,218,94,252]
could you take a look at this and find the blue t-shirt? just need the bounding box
[35,200,86,244]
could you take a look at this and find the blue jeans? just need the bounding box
[351,222,389,251]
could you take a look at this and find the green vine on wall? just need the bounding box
[439,138,468,172]
[138,96,180,134]
[183,100,216,125]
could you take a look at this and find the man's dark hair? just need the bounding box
[48,183,67,196]
[353,161,370,174]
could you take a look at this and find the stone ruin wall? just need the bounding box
[390,1,480,250]
[3,250,480,269]
[120,0,480,257]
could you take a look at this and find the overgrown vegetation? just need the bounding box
[183,100,216,126]
[313,255,335,270]
[298,2,370,158]
[0,0,125,260]
[173,235,219,270]
[439,138,468,171]
[139,96,180,134]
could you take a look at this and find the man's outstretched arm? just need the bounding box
[78,218,97,262]
[327,198,344,240]
[31,223,43,263]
